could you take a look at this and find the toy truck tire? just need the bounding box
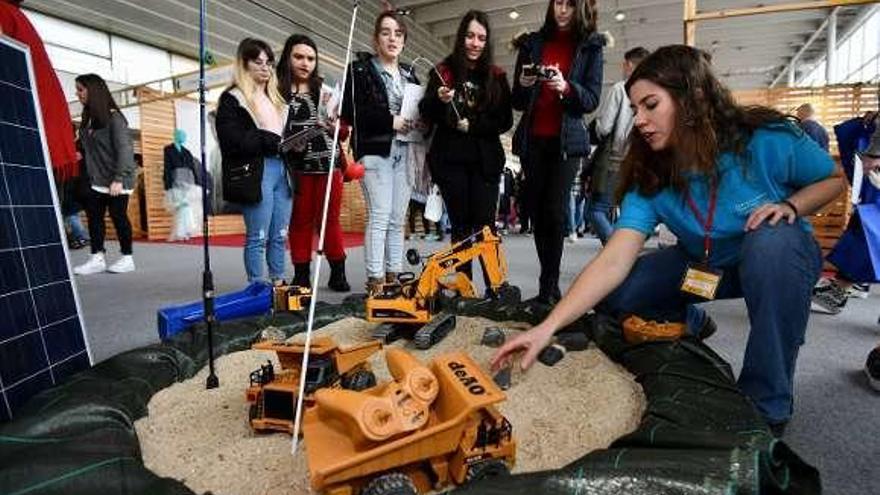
[341,369,377,391]
[360,472,418,495]
[465,458,510,484]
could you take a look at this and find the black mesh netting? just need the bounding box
[0,296,819,495]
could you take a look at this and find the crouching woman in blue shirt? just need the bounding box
[491,45,844,435]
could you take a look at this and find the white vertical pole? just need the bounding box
[826,9,838,84]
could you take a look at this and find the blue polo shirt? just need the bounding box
[616,124,835,267]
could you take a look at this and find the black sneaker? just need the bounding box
[811,282,848,314]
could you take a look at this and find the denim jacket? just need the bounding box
[511,31,605,159]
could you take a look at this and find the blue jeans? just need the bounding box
[240,157,292,282]
[361,141,411,279]
[597,223,822,424]
[65,213,88,241]
[588,191,614,244]
[567,192,585,235]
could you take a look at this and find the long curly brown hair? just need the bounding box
[616,45,792,200]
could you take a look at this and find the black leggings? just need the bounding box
[524,137,580,298]
[86,189,132,255]
[435,162,499,283]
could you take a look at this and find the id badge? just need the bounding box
[680,263,723,300]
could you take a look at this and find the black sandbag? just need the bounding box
[449,312,820,495]
[1,299,820,495]
[0,302,369,495]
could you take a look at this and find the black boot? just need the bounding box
[328,259,350,292]
[293,262,311,288]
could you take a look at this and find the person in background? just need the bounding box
[61,192,89,249]
[277,34,349,292]
[511,0,604,305]
[72,74,137,275]
[811,111,878,312]
[420,9,513,285]
[341,11,420,294]
[492,45,844,437]
[862,116,880,391]
[216,38,290,285]
[796,103,829,152]
[497,168,515,233]
[406,139,432,240]
[588,46,650,245]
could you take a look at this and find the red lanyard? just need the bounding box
[685,183,718,261]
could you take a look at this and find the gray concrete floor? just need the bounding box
[69,233,880,495]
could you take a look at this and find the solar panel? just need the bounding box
[0,36,91,422]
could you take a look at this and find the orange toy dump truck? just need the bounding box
[303,348,516,495]
[246,336,382,434]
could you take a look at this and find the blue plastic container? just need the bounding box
[157,281,273,340]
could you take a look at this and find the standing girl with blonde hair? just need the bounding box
[216,38,291,284]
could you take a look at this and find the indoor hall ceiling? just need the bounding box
[398,0,867,89]
[21,0,449,81]
[21,0,868,90]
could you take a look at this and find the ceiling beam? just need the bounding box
[690,0,880,22]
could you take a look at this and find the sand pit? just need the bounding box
[135,317,646,495]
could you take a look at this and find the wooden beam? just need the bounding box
[690,0,879,22]
[684,0,697,46]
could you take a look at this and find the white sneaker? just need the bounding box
[107,255,135,274]
[74,253,106,275]
[566,233,577,243]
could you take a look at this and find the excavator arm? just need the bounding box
[412,226,506,302]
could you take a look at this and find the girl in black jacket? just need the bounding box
[420,10,513,282]
[276,34,349,292]
[511,0,603,305]
[216,38,291,284]
[340,11,420,293]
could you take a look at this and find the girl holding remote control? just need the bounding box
[419,10,513,286]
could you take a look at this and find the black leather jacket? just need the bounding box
[340,52,419,160]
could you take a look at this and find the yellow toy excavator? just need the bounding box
[365,226,519,349]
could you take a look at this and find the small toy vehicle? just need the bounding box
[366,226,519,349]
[273,284,312,312]
[303,348,516,494]
[245,336,382,434]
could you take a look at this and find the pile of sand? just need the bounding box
[135,317,646,495]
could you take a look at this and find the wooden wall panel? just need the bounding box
[138,88,176,240]
[733,83,878,269]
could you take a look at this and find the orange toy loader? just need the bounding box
[245,336,382,434]
[621,315,688,344]
[303,348,516,495]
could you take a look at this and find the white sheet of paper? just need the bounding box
[398,82,425,143]
[852,154,864,204]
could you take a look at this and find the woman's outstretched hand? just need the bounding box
[490,323,555,372]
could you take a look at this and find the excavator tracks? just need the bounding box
[413,313,457,350]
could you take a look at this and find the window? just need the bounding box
[797,6,880,86]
